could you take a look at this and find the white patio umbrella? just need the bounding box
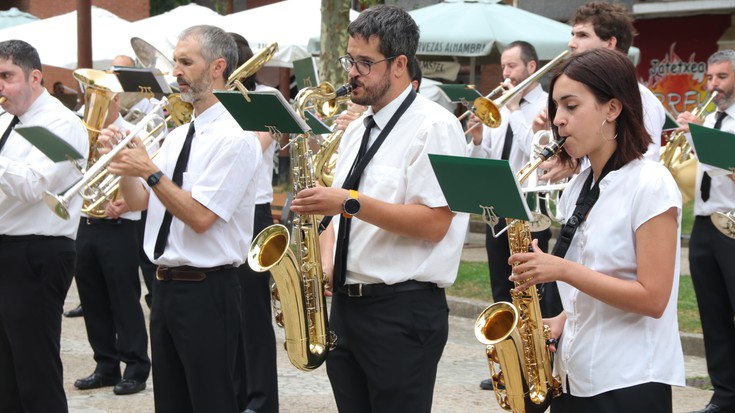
[129,3,227,62]
[0,7,38,29]
[0,6,135,70]
[408,0,639,83]
[220,0,359,68]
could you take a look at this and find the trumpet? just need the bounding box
[465,50,569,136]
[457,79,510,123]
[42,98,171,220]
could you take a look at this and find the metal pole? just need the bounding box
[77,0,92,69]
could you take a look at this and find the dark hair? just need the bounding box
[548,48,650,169]
[348,5,419,67]
[411,57,422,91]
[570,2,636,54]
[179,25,238,81]
[0,39,42,78]
[505,40,538,66]
[228,32,256,91]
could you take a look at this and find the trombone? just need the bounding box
[457,79,510,123]
[465,50,569,136]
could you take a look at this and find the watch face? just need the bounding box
[344,198,360,215]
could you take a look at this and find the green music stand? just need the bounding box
[112,66,172,95]
[429,154,531,237]
[214,90,310,136]
[292,56,319,91]
[14,126,85,163]
[690,123,735,173]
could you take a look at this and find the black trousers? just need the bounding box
[0,236,75,413]
[151,267,241,413]
[690,216,735,408]
[552,381,672,413]
[485,221,561,317]
[75,218,150,381]
[236,203,279,413]
[138,211,156,309]
[326,286,449,413]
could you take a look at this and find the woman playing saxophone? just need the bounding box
[507,48,685,413]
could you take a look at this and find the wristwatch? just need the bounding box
[146,170,164,187]
[342,190,361,218]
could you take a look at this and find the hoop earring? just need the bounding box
[600,119,618,141]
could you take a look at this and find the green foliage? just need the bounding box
[677,275,702,334]
[682,200,694,235]
[150,0,191,16]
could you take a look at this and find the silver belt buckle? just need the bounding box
[348,284,363,297]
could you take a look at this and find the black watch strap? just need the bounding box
[147,171,164,187]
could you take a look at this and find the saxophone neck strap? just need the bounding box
[318,89,417,233]
[552,154,619,258]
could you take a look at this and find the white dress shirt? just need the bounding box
[332,84,469,288]
[253,83,278,205]
[468,83,547,181]
[555,158,685,396]
[690,105,735,216]
[143,102,260,267]
[640,83,665,161]
[0,90,88,238]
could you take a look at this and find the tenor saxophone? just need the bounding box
[474,139,565,413]
[247,82,352,371]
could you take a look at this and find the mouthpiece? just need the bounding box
[335,83,354,97]
[0,97,6,105]
[538,137,566,161]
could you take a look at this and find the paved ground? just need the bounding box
[59,229,712,412]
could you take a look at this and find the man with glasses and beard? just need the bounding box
[291,5,468,412]
[98,25,260,413]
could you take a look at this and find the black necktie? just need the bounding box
[701,111,727,202]
[333,116,375,287]
[0,116,20,154]
[153,121,195,259]
[500,98,525,160]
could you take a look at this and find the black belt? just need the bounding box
[0,234,59,243]
[155,264,235,282]
[84,217,131,226]
[336,280,438,298]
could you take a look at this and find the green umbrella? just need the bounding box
[0,7,38,30]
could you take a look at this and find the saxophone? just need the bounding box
[474,139,565,413]
[247,82,352,371]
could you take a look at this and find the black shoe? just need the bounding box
[113,379,146,395]
[64,305,83,318]
[480,378,494,390]
[74,373,119,390]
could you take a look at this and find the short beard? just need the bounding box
[351,71,391,107]
[180,70,211,104]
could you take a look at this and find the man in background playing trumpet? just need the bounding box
[466,41,561,392]
[72,55,151,397]
[675,49,735,413]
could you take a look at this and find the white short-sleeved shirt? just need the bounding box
[253,84,278,205]
[468,84,547,181]
[640,83,665,161]
[143,102,260,267]
[0,90,89,239]
[555,158,685,396]
[689,105,735,216]
[332,85,469,288]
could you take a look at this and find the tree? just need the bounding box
[319,0,351,88]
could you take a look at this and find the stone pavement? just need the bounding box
[59,229,712,412]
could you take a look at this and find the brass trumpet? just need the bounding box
[465,50,569,136]
[43,98,172,220]
[660,91,718,204]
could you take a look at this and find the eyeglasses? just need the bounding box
[339,55,396,76]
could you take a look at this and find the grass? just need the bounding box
[448,200,702,334]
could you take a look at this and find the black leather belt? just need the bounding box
[85,217,129,226]
[336,280,437,298]
[156,265,235,282]
[0,234,58,243]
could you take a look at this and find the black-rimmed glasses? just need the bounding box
[339,55,396,76]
